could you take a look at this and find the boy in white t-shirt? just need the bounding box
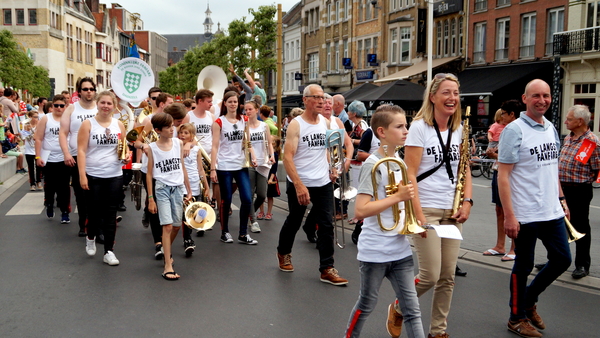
[344,105,425,338]
[146,112,192,281]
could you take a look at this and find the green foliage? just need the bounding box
[0,30,51,97]
[158,5,276,97]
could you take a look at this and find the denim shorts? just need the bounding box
[155,180,185,226]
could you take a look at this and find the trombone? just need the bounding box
[371,145,427,235]
[326,130,356,249]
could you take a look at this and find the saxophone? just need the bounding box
[451,106,471,215]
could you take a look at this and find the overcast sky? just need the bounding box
[104,0,300,35]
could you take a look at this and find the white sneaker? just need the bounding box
[86,237,96,256]
[103,251,120,266]
[250,221,261,233]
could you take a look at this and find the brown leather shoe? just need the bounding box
[276,252,294,272]
[507,319,542,338]
[526,305,545,330]
[320,267,348,285]
[386,303,403,338]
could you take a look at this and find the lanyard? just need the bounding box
[433,119,455,184]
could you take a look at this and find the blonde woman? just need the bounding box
[387,73,472,338]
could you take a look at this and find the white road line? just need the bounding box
[6,192,45,215]
[6,192,79,215]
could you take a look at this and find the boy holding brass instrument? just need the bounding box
[345,105,424,338]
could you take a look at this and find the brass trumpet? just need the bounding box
[565,217,585,243]
[371,145,426,235]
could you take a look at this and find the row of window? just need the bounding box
[327,0,350,25]
[96,43,115,63]
[284,40,301,62]
[284,72,301,92]
[436,18,465,58]
[325,39,349,71]
[3,8,36,25]
[65,23,94,65]
[474,0,512,12]
[96,70,112,90]
[473,7,563,63]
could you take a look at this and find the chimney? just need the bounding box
[85,0,100,13]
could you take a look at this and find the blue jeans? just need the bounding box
[345,257,425,338]
[216,169,252,236]
[278,180,335,272]
[509,217,571,321]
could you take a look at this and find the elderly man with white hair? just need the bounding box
[558,104,600,279]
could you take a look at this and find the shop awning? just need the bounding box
[374,56,460,83]
[458,61,553,97]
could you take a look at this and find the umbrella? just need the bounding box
[342,82,378,102]
[354,80,425,110]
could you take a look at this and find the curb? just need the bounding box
[272,197,600,293]
[0,173,28,205]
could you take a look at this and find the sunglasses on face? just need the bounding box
[150,96,158,100]
[53,104,65,108]
[81,88,96,92]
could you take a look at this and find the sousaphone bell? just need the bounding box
[184,199,216,231]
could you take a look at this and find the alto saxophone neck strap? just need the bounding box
[435,119,455,184]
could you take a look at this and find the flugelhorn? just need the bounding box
[371,145,426,234]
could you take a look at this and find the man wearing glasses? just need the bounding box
[59,78,98,238]
[276,84,348,286]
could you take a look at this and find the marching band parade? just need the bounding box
[1,2,599,337]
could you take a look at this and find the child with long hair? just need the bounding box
[258,135,281,220]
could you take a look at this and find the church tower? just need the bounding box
[203,2,214,34]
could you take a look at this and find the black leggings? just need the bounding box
[141,172,162,244]
[43,161,71,213]
[85,175,123,253]
[25,154,42,186]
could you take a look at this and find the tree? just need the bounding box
[248,5,277,90]
[0,30,51,97]
[157,5,276,97]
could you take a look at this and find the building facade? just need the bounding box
[282,1,302,95]
[461,0,566,130]
[554,0,600,136]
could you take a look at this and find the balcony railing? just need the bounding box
[553,27,600,56]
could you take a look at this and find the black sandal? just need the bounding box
[162,271,179,281]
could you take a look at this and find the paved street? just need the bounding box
[0,171,599,337]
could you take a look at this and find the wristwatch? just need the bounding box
[463,198,474,206]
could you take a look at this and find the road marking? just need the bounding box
[6,192,45,215]
[473,183,490,188]
[6,192,79,215]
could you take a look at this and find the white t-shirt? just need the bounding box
[22,129,36,155]
[249,121,271,177]
[215,115,245,170]
[149,139,184,187]
[85,118,122,178]
[42,113,64,163]
[508,118,564,223]
[405,119,462,210]
[356,152,412,263]
[287,114,330,187]
[68,101,97,155]
[186,110,214,155]
[184,145,201,196]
